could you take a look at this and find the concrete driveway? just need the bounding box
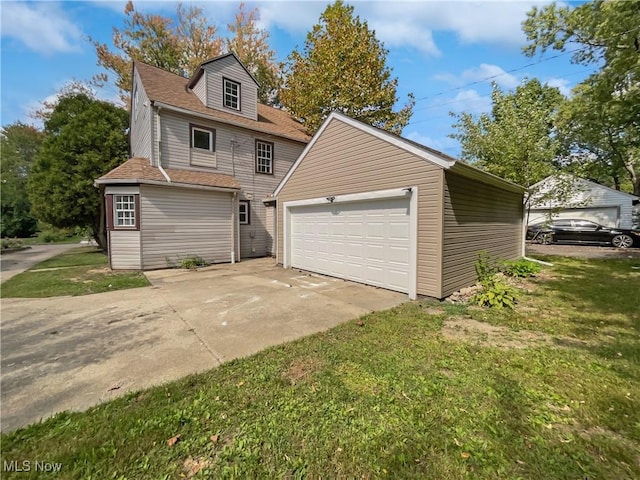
[0,258,406,431]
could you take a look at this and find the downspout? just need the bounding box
[155,105,171,183]
[236,193,241,262]
[231,192,236,264]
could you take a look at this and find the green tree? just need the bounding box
[451,79,565,188]
[557,77,638,192]
[91,1,223,104]
[450,79,568,221]
[522,0,640,194]
[28,93,129,250]
[279,0,414,134]
[227,2,280,105]
[0,122,44,238]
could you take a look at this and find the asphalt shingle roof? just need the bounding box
[97,158,240,190]
[135,61,311,144]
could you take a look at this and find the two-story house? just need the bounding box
[96,53,310,270]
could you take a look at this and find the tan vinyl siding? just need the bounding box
[192,70,207,105]
[109,230,141,269]
[130,69,152,159]
[140,185,234,269]
[441,172,523,297]
[276,118,443,298]
[203,56,257,121]
[157,110,305,259]
[265,205,275,255]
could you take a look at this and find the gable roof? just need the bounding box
[96,158,240,191]
[134,61,310,144]
[532,174,639,200]
[187,52,260,89]
[274,112,524,196]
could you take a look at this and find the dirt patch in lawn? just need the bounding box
[441,316,587,349]
[283,357,325,385]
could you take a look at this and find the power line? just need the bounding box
[407,68,593,119]
[413,24,640,105]
[413,48,582,104]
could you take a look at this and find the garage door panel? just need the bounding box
[289,196,411,294]
[388,245,410,265]
[367,244,385,262]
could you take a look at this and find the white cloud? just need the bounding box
[462,64,520,89]
[450,89,492,115]
[435,63,520,90]
[369,19,440,56]
[255,2,327,36]
[406,130,459,155]
[255,1,554,57]
[1,2,83,55]
[545,77,572,97]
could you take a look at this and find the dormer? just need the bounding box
[187,53,259,121]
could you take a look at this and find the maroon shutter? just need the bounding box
[134,194,141,231]
[106,195,114,231]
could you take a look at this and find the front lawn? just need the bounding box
[0,247,149,298]
[1,257,638,479]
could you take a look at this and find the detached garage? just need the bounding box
[274,112,525,300]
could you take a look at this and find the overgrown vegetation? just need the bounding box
[1,256,638,479]
[501,258,542,278]
[1,238,24,251]
[180,255,207,269]
[0,247,149,298]
[471,252,521,309]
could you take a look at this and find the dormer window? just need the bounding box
[223,78,240,110]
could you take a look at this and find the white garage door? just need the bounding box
[529,207,619,227]
[289,197,411,293]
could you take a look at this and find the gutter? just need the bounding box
[96,178,239,193]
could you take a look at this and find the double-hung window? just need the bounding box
[114,195,136,228]
[223,78,240,110]
[239,201,250,225]
[255,140,274,175]
[190,124,215,152]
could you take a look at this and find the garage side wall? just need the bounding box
[442,172,523,297]
[276,119,444,298]
[140,185,234,269]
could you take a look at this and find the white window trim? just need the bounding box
[256,140,274,175]
[239,200,250,225]
[114,194,136,229]
[191,125,215,152]
[223,78,241,111]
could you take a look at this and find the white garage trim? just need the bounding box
[283,187,418,299]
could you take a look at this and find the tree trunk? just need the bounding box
[623,161,640,196]
[93,197,107,252]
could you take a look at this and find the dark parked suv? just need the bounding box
[527,219,640,248]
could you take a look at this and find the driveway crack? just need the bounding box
[157,292,225,366]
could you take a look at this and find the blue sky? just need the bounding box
[0,0,592,156]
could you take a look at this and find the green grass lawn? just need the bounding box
[1,257,638,479]
[0,247,149,298]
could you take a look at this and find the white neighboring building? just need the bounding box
[528,175,639,229]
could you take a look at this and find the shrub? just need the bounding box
[472,252,518,309]
[473,281,518,309]
[180,256,206,269]
[1,238,24,250]
[502,259,541,278]
[474,251,498,284]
